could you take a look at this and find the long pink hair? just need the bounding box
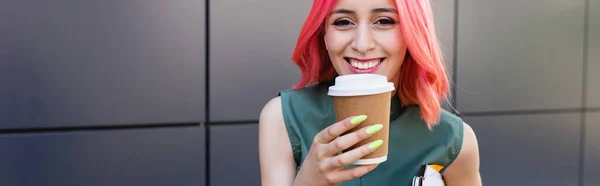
[291,0,450,128]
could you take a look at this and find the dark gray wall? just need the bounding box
[585,113,599,186]
[209,0,309,122]
[464,113,581,186]
[432,0,456,110]
[0,0,206,129]
[432,0,455,74]
[456,0,585,112]
[210,124,260,186]
[589,0,599,108]
[454,1,596,186]
[0,0,207,186]
[0,127,206,186]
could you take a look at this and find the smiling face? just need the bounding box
[324,0,408,86]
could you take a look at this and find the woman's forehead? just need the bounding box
[331,0,397,9]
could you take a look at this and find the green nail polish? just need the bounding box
[350,115,367,125]
[366,124,383,135]
[368,140,384,150]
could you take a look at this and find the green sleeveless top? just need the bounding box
[279,83,464,186]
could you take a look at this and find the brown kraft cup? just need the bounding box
[328,74,395,165]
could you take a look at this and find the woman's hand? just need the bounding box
[293,115,384,186]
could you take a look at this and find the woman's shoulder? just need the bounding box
[263,84,334,167]
[433,109,464,147]
[438,109,464,131]
[259,96,284,132]
[263,83,334,131]
[278,83,333,114]
[279,83,329,99]
[434,109,467,173]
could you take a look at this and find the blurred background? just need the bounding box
[0,0,597,185]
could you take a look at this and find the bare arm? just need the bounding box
[259,97,380,186]
[258,97,297,186]
[442,122,482,186]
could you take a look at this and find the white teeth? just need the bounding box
[350,59,382,69]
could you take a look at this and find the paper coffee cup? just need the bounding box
[328,74,395,165]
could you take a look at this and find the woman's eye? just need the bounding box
[376,18,396,25]
[333,19,352,26]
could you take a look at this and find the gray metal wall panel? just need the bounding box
[432,0,456,111]
[0,0,206,129]
[463,113,581,186]
[456,0,585,112]
[589,0,600,108]
[432,0,455,76]
[210,124,260,186]
[209,0,310,121]
[0,127,206,186]
[585,112,600,186]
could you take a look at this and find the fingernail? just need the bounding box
[366,124,383,135]
[351,115,368,125]
[368,140,384,150]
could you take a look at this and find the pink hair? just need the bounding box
[291,0,450,128]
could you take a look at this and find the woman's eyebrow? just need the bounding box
[372,8,398,13]
[329,9,354,15]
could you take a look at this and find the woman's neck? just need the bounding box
[390,73,401,97]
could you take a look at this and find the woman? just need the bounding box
[259,0,482,185]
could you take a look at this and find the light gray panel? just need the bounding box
[585,112,600,186]
[0,0,205,129]
[457,0,585,112]
[0,126,206,186]
[210,124,260,186]
[589,0,600,108]
[210,0,310,121]
[432,0,456,111]
[432,0,455,76]
[463,113,581,186]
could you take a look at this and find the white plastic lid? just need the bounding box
[328,74,395,96]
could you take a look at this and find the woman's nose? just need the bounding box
[351,24,376,55]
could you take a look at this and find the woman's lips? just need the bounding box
[344,57,385,74]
